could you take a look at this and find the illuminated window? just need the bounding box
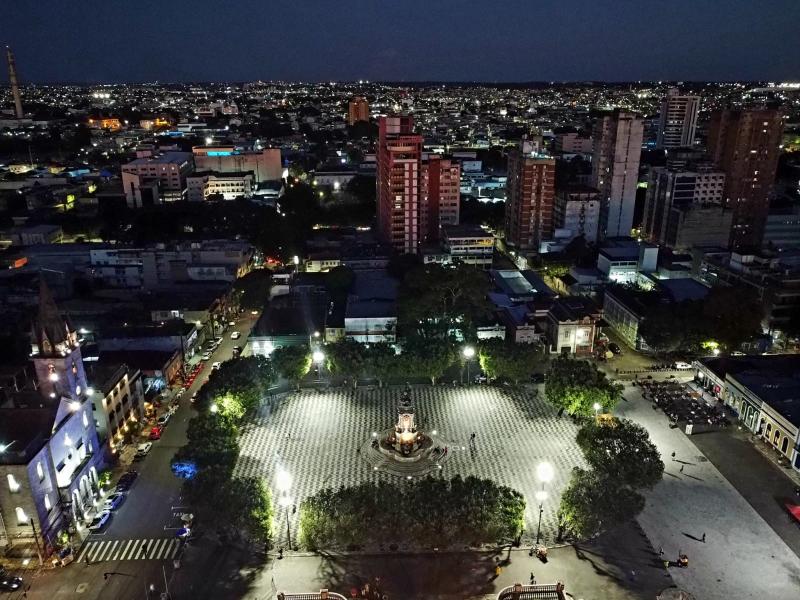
[7,474,20,493]
[44,494,52,511]
[15,507,28,525]
[36,462,44,481]
[82,411,89,429]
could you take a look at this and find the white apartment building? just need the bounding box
[187,171,254,202]
[554,185,601,244]
[121,152,194,208]
[657,88,700,149]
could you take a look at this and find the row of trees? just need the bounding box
[636,284,764,354]
[175,357,275,544]
[558,418,664,539]
[298,476,525,550]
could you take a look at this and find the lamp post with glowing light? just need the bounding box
[535,461,554,546]
[462,346,475,384]
[276,469,293,549]
[593,402,602,419]
[312,349,325,383]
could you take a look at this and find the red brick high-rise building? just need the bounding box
[504,139,556,252]
[348,97,369,125]
[708,108,784,248]
[377,116,423,253]
[377,116,461,253]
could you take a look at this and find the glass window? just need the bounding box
[44,494,52,511]
[37,462,44,481]
[7,474,20,493]
[15,507,28,525]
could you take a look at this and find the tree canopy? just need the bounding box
[271,345,312,388]
[544,357,623,417]
[298,476,524,550]
[576,419,664,489]
[478,339,547,384]
[195,356,275,417]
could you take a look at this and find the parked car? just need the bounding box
[88,510,112,532]
[149,426,163,440]
[674,361,692,370]
[230,331,241,340]
[0,568,22,592]
[191,391,199,404]
[201,352,212,361]
[211,362,222,371]
[608,343,622,355]
[176,387,186,398]
[228,320,236,327]
[115,470,138,491]
[103,492,125,511]
[251,309,259,315]
[157,413,171,427]
[134,442,153,460]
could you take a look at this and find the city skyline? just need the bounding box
[2,1,800,84]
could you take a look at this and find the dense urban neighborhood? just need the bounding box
[2,5,800,599]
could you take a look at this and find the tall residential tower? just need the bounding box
[707,107,784,248]
[5,46,23,119]
[591,110,643,238]
[656,88,700,149]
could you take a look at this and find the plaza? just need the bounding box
[234,385,585,546]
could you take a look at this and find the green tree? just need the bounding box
[195,356,275,417]
[233,269,271,310]
[271,345,311,390]
[226,477,274,543]
[545,357,623,417]
[558,468,645,540]
[397,263,491,338]
[702,285,764,352]
[576,419,664,489]
[326,339,368,387]
[364,342,399,387]
[402,336,456,384]
[183,413,239,469]
[478,339,547,384]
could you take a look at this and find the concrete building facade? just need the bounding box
[656,88,700,149]
[504,139,556,252]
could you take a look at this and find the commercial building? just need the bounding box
[554,132,592,155]
[656,88,700,149]
[347,97,369,125]
[441,224,494,268]
[376,117,460,252]
[544,296,603,356]
[764,202,800,249]
[504,138,556,252]
[707,108,784,248]
[83,363,144,454]
[694,355,800,471]
[554,185,601,244]
[597,239,658,284]
[121,152,194,208]
[344,269,398,343]
[192,146,282,183]
[88,240,253,289]
[591,110,644,238]
[642,164,731,251]
[186,171,254,201]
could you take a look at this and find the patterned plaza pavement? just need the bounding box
[234,384,585,546]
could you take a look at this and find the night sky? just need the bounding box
[2,0,799,83]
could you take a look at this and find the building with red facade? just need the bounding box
[504,139,556,252]
[377,117,460,253]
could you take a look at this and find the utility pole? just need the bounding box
[29,519,43,566]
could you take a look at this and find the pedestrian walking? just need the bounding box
[702,532,706,543]
[529,572,536,584]
[141,542,148,558]
[680,464,684,473]
[85,554,90,566]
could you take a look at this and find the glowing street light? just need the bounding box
[593,402,602,418]
[463,346,476,384]
[276,468,294,549]
[209,403,219,414]
[535,462,555,546]
[312,350,325,364]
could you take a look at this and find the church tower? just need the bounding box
[31,279,88,401]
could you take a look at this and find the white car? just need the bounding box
[135,442,153,458]
[201,352,212,361]
[674,361,692,370]
[88,510,112,531]
[230,331,241,340]
[103,492,125,511]
[211,361,222,370]
[228,321,236,327]
[157,413,171,426]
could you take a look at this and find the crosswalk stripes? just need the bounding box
[77,538,181,562]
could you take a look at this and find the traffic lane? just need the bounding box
[98,314,259,539]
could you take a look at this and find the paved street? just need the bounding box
[235,385,586,546]
[15,312,261,600]
[616,385,800,600]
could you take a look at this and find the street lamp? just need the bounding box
[463,346,475,384]
[535,461,554,546]
[209,403,219,414]
[313,350,325,382]
[276,469,293,549]
[0,440,16,453]
[593,402,602,418]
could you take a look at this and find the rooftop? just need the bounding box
[125,151,193,166]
